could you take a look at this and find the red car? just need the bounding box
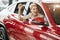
[0,0,60,40]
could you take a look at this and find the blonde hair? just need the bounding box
[30,3,38,9]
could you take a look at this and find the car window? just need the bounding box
[26,2,49,25]
[46,3,60,25]
[27,2,44,15]
[14,2,26,15]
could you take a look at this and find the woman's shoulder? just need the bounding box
[38,13,44,17]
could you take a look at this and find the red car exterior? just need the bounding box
[3,2,60,40]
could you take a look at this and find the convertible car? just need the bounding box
[0,0,60,40]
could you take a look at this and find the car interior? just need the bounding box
[26,2,45,15]
[26,2,47,25]
[14,2,49,25]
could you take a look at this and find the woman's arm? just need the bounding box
[18,4,24,21]
[22,13,31,20]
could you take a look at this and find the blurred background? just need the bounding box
[0,0,18,11]
[0,0,60,12]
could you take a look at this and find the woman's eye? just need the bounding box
[33,9,35,10]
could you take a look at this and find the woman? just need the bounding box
[18,3,44,24]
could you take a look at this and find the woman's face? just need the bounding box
[30,6,38,14]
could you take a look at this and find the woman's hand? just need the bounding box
[18,4,23,10]
[18,15,23,21]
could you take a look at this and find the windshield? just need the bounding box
[45,3,60,25]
